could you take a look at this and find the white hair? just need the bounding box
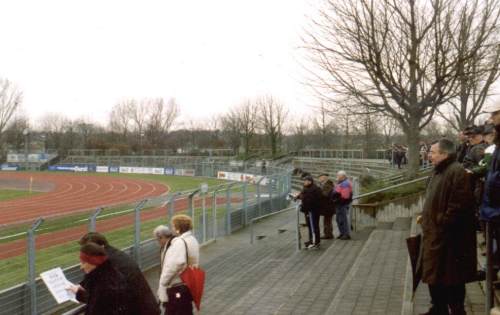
[153,225,173,238]
[337,170,347,177]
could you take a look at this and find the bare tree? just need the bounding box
[438,1,500,131]
[289,118,311,152]
[258,95,288,157]
[109,100,134,138]
[379,115,401,146]
[305,0,500,177]
[38,113,70,152]
[313,102,335,147]
[146,97,180,147]
[220,112,241,154]
[0,78,22,151]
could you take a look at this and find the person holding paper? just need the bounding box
[67,243,132,315]
[79,232,160,315]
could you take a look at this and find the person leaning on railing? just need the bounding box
[67,243,133,315]
[78,232,160,315]
[158,215,200,315]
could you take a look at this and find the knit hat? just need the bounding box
[79,243,108,266]
[303,175,314,182]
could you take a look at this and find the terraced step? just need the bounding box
[325,229,409,315]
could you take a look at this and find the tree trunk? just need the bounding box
[270,134,277,158]
[405,122,421,179]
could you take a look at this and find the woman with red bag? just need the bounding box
[158,215,200,315]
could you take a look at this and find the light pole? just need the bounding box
[23,128,29,171]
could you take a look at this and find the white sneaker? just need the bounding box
[307,243,320,250]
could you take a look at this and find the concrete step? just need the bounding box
[325,229,409,315]
[273,230,372,315]
[376,221,394,230]
[202,231,300,314]
[393,217,412,231]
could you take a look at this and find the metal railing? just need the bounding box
[0,166,292,315]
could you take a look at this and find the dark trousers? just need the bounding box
[163,284,193,315]
[306,212,320,244]
[336,204,350,237]
[323,213,334,238]
[428,283,466,314]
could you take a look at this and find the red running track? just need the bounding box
[0,196,239,259]
[0,172,169,225]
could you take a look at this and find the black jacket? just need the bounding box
[298,183,322,214]
[105,246,161,315]
[319,180,335,215]
[456,142,468,164]
[77,260,132,315]
[463,142,487,169]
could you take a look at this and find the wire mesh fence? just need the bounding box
[0,165,292,315]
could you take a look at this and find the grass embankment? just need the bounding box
[359,172,430,204]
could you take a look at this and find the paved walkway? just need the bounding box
[145,211,486,315]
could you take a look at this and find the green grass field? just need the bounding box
[0,189,40,201]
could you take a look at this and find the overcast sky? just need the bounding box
[0,0,317,125]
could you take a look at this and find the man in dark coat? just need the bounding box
[79,233,160,315]
[420,139,477,315]
[318,173,335,239]
[296,175,323,249]
[463,125,487,170]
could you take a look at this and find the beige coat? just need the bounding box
[158,231,200,302]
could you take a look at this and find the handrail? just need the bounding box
[249,205,296,244]
[61,304,86,315]
[352,176,429,201]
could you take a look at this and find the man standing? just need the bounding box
[318,173,335,239]
[297,175,322,249]
[463,126,487,170]
[334,171,353,240]
[420,139,476,315]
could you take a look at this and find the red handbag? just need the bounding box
[180,239,205,311]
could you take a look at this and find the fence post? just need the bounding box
[200,184,209,244]
[188,189,201,229]
[212,186,224,241]
[88,208,103,232]
[242,181,249,225]
[225,182,238,235]
[486,221,494,314]
[27,218,44,315]
[226,184,232,235]
[134,200,147,269]
[167,192,180,220]
[268,175,274,212]
[256,176,265,217]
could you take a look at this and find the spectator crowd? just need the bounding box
[417,107,500,315]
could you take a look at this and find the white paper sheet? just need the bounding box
[40,267,78,304]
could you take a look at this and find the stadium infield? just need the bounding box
[0,171,231,289]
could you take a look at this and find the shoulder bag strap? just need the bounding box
[181,238,189,266]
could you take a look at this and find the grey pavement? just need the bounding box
[144,211,485,315]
